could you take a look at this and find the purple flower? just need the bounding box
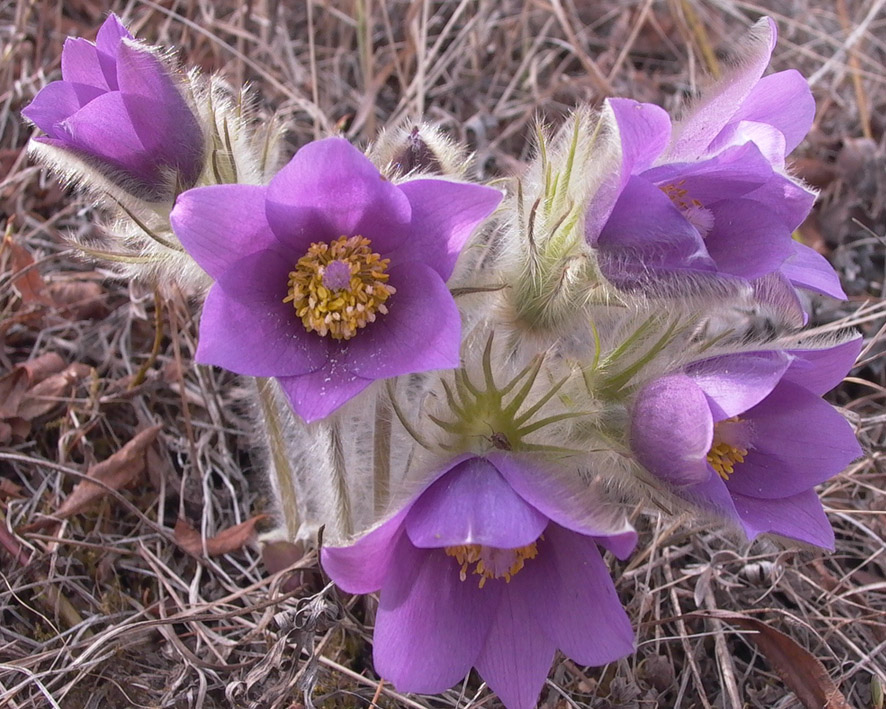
[586,18,843,300]
[22,14,203,201]
[170,137,501,421]
[322,454,636,709]
[630,338,863,548]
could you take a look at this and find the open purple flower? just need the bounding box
[21,14,203,201]
[630,338,863,548]
[322,454,636,709]
[585,18,843,300]
[170,137,501,421]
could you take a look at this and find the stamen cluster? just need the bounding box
[283,235,395,340]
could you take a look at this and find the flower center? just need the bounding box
[660,181,714,237]
[707,417,751,481]
[283,235,396,341]
[445,541,539,588]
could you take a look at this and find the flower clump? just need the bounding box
[24,14,866,709]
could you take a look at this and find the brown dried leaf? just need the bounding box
[0,478,24,502]
[46,280,108,320]
[698,610,851,709]
[0,368,29,419]
[53,424,162,521]
[174,515,267,557]
[17,363,90,420]
[3,234,53,306]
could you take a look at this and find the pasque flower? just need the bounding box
[585,17,843,299]
[22,14,203,201]
[322,454,636,709]
[630,338,863,548]
[170,136,502,421]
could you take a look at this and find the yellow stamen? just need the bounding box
[660,180,704,211]
[283,235,395,340]
[707,437,748,481]
[445,541,540,588]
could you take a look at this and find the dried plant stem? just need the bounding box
[256,377,300,540]
[329,423,354,537]
[373,397,392,516]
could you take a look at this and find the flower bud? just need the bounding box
[22,14,204,203]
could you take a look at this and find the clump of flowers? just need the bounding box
[24,13,865,709]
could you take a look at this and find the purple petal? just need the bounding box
[265,137,411,254]
[171,185,277,280]
[523,526,634,666]
[630,374,713,485]
[489,453,638,545]
[95,14,133,55]
[731,489,835,549]
[785,338,862,395]
[780,242,847,299]
[57,91,147,175]
[668,17,777,159]
[321,506,411,593]
[646,142,774,204]
[595,176,714,283]
[474,582,556,709]
[277,367,373,422]
[686,350,791,419]
[61,38,112,90]
[196,264,329,377]
[343,262,461,379]
[741,172,816,232]
[723,70,815,155]
[385,179,502,280]
[586,99,671,238]
[678,473,743,529]
[21,81,104,137]
[704,199,793,279]
[725,382,862,499]
[709,120,787,165]
[116,43,203,186]
[374,537,500,694]
[405,457,548,548]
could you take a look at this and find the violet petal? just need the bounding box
[385,178,502,281]
[374,537,500,694]
[21,81,104,137]
[321,506,411,594]
[265,137,411,255]
[725,382,862,499]
[405,457,548,549]
[703,199,793,279]
[524,525,634,666]
[686,350,791,420]
[785,338,862,395]
[170,185,277,279]
[731,488,835,549]
[489,453,638,546]
[196,274,329,378]
[474,582,556,709]
[343,262,461,379]
[630,374,713,486]
[61,38,111,90]
[277,366,373,422]
[780,242,847,299]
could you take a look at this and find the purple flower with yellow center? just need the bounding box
[630,338,863,548]
[585,17,844,300]
[21,14,204,201]
[321,454,636,709]
[170,137,502,421]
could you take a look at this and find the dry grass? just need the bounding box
[1,0,885,707]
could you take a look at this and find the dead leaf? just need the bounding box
[174,515,267,557]
[0,368,29,419]
[0,478,24,502]
[47,280,108,320]
[696,610,851,709]
[17,363,90,420]
[3,234,53,307]
[52,424,162,522]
